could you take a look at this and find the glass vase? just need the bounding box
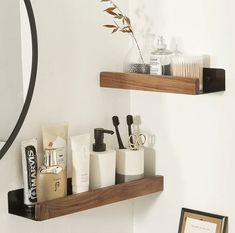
[124,34,155,74]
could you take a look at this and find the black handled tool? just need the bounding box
[127,115,134,144]
[112,116,125,149]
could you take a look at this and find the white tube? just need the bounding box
[21,139,38,206]
[71,134,90,194]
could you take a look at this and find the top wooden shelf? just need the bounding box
[100,68,225,95]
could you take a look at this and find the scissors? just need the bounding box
[128,133,146,151]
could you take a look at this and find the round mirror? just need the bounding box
[0,0,38,159]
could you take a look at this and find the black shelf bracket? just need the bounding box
[8,178,72,221]
[202,68,225,94]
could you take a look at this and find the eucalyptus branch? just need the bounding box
[101,0,145,65]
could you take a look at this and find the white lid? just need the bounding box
[157,36,167,49]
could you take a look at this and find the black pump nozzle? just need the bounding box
[93,128,114,152]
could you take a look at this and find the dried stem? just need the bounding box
[102,0,145,65]
[131,31,145,65]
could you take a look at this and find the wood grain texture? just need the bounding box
[100,72,200,95]
[35,176,164,221]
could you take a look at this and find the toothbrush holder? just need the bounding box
[116,149,144,184]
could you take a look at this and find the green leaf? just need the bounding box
[104,10,117,16]
[103,24,117,28]
[105,7,116,12]
[124,16,131,25]
[121,27,132,33]
[112,28,119,33]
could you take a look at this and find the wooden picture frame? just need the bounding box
[178,208,228,233]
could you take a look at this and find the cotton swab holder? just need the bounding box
[171,55,203,90]
[116,149,144,184]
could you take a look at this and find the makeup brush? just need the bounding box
[112,116,125,149]
[126,115,134,144]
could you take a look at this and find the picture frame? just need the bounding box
[178,208,228,233]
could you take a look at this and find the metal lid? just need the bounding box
[44,148,57,167]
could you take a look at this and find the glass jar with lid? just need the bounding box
[150,36,172,76]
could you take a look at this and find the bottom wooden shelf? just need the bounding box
[8,176,164,221]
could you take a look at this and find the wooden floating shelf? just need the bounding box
[100,68,225,95]
[8,176,164,221]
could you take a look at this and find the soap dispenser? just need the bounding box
[90,128,116,190]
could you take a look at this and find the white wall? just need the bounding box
[1,0,234,232]
[0,0,133,232]
[0,0,23,140]
[130,0,234,232]
[20,0,32,101]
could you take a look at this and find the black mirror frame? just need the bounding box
[0,0,38,160]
